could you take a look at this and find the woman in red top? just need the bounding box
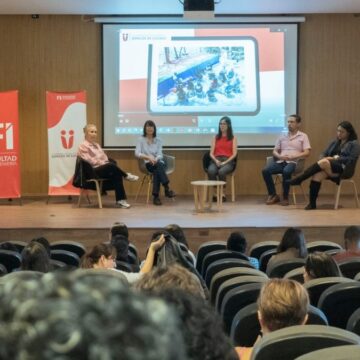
[208,116,238,200]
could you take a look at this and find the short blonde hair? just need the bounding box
[258,279,309,332]
[83,124,97,134]
[135,264,205,299]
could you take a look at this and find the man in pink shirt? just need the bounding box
[78,124,138,208]
[262,115,311,206]
[334,225,360,262]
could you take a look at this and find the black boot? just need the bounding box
[164,184,176,198]
[305,180,321,210]
[289,163,322,185]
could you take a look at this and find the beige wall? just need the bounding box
[0,14,359,196]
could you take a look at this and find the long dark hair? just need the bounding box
[216,116,234,141]
[338,121,358,141]
[277,227,308,258]
[143,120,157,138]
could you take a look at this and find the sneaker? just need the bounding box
[280,199,289,206]
[153,197,162,206]
[266,194,280,205]
[125,173,139,182]
[116,200,131,209]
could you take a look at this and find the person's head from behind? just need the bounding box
[83,123,97,142]
[257,279,309,334]
[337,121,358,142]
[143,119,157,138]
[110,234,129,262]
[278,227,308,258]
[80,243,116,269]
[0,272,185,360]
[30,237,51,257]
[156,288,238,360]
[164,224,189,248]
[217,116,234,140]
[21,242,50,273]
[135,264,205,299]
[227,231,247,254]
[344,225,360,251]
[303,252,341,282]
[110,222,129,240]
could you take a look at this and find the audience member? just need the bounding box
[156,289,238,360]
[267,227,308,272]
[303,252,342,282]
[21,242,51,273]
[334,225,360,262]
[110,234,129,262]
[236,278,309,360]
[227,231,259,269]
[135,264,205,299]
[109,222,129,240]
[30,236,51,256]
[0,271,185,360]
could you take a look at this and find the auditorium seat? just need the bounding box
[230,304,328,347]
[295,345,360,360]
[115,261,133,273]
[7,240,27,253]
[318,282,360,329]
[50,249,80,268]
[195,241,226,273]
[304,277,355,306]
[209,267,267,305]
[216,276,266,313]
[0,263,7,276]
[267,258,306,278]
[306,241,343,253]
[221,282,263,334]
[205,258,256,289]
[338,257,360,279]
[284,267,305,283]
[251,325,360,360]
[355,272,360,281]
[0,249,22,272]
[347,308,360,336]
[259,248,277,273]
[128,243,139,259]
[50,240,86,258]
[249,241,279,260]
[50,259,67,269]
[201,249,253,277]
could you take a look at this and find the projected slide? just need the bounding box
[148,38,260,115]
[103,23,298,148]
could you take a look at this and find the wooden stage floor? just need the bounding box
[0,195,359,257]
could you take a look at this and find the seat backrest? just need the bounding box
[209,265,267,303]
[347,308,360,336]
[231,302,260,347]
[307,241,343,253]
[202,250,253,277]
[163,154,175,174]
[7,240,28,253]
[73,157,104,190]
[307,305,329,326]
[0,263,8,276]
[116,260,133,273]
[128,243,138,258]
[304,277,354,306]
[50,240,86,258]
[341,149,359,179]
[216,275,266,313]
[221,282,263,334]
[295,344,360,360]
[318,282,360,329]
[250,325,360,360]
[284,267,305,283]
[195,241,227,272]
[259,248,277,273]
[267,258,306,278]
[249,241,280,260]
[0,249,22,272]
[50,249,80,268]
[205,257,252,287]
[355,272,360,281]
[338,257,360,279]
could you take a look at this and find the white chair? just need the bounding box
[135,154,175,203]
[266,156,307,205]
[333,178,359,210]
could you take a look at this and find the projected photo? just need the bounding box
[147,38,260,115]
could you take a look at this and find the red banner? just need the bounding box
[0,91,21,199]
[47,91,87,196]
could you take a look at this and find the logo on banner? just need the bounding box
[0,123,14,150]
[122,33,128,41]
[61,129,74,149]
